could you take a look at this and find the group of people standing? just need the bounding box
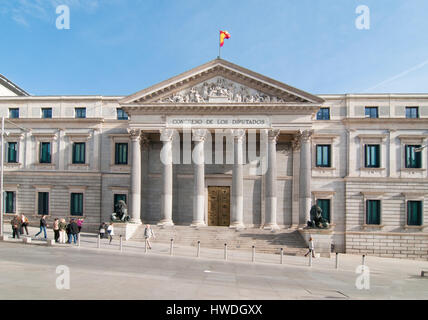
[10,214,84,245]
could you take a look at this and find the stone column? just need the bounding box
[231,129,245,229]
[264,129,280,230]
[299,130,313,225]
[159,129,174,226]
[291,135,301,228]
[191,129,207,227]
[129,129,142,224]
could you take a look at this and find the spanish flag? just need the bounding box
[219,30,231,47]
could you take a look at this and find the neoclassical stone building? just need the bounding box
[1,59,427,259]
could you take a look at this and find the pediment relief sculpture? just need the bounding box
[157,77,285,104]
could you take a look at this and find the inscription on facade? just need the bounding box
[166,115,271,128]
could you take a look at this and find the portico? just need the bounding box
[120,58,323,229]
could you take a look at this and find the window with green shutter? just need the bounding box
[316,145,331,167]
[407,201,422,226]
[4,191,15,213]
[366,200,381,225]
[365,145,380,168]
[40,142,51,163]
[316,199,330,223]
[70,193,83,216]
[38,192,49,215]
[7,142,17,163]
[115,143,128,165]
[405,145,421,168]
[72,142,86,164]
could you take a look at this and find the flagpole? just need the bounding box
[218,31,221,58]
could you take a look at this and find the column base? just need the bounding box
[229,222,245,230]
[262,223,280,231]
[129,218,142,225]
[157,219,174,227]
[190,221,207,228]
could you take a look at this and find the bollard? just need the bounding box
[362,254,366,266]
[335,252,339,270]
[309,253,312,267]
[120,235,123,252]
[252,246,256,263]
[280,248,283,265]
[170,238,174,256]
[145,238,148,254]
[97,234,100,249]
[197,240,200,258]
[224,243,228,261]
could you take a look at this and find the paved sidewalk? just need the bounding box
[1,226,427,299]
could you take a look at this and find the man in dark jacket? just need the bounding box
[35,215,48,239]
[68,219,79,244]
[11,214,21,239]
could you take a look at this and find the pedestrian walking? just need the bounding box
[59,218,67,244]
[304,237,316,258]
[144,224,155,249]
[20,214,29,235]
[11,214,21,239]
[77,218,84,233]
[107,223,114,244]
[68,219,79,244]
[35,215,48,239]
[53,218,60,243]
[99,222,106,239]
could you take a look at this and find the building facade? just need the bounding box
[1,59,427,259]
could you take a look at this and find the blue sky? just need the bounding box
[1,0,428,96]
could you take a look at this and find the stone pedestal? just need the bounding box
[0,235,8,241]
[113,222,140,241]
[299,228,334,258]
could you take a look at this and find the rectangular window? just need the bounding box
[316,108,330,120]
[72,142,86,164]
[365,144,380,168]
[115,143,128,165]
[365,107,378,118]
[366,200,381,225]
[41,108,52,119]
[38,192,49,215]
[405,107,419,119]
[7,142,18,163]
[117,108,129,120]
[70,193,83,216]
[407,201,422,226]
[75,108,86,119]
[39,142,51,163]
[9,108,19,119]
[4,191,15,214]
[113,194,127,211]
[316,145,331,167]
[316,199,330,223]
[405,145,422,168]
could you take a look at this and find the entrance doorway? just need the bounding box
[208,186,230,226]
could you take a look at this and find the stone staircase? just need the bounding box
[131,225,308,256]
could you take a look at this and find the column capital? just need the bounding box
[160,128,175,142]
[231,129,246,141]
[300,129,313,143]
[140,132,150,148]
[267,129,281,142]
[192,129,208,142]
[128,128,141,141]
[292,135,301,151]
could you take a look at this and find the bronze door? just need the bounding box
[208,186,230,226]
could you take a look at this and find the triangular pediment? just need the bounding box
[120,59,324,105]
